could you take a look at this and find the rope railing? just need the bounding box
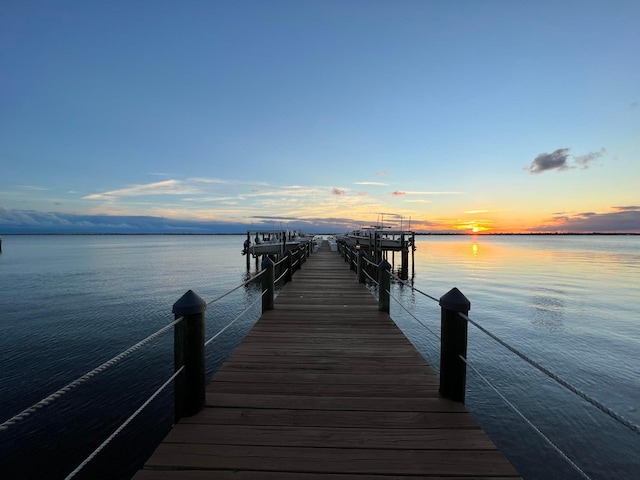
[390,272,439,302]
[64,365,185,480]
[4,242,313,479]
[459,354,593,480]
[206,270,264,307]
[388,289,441,344]
[361,267,378,285]
[459,311,640,436]
[275,268,289,285]
[380,278,616,478]
[0,316,183,432]
[381,269,640,437]
[205,290,265,347]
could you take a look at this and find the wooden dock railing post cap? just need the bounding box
[438,287,471,403]
[172,289,207,421]
[172,289,207,316]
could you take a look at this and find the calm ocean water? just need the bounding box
[0,234,638,479]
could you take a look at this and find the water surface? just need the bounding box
[0,234,638,479]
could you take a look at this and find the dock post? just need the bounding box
[439,288,470,403]
[173,290,206,422]
[350,247,357,272]
[285,250,293,283]
[245,232,251,270]
[261,256,275,312]
[297,247,304,270]
[357,251,366,283]
[378,259,391,312]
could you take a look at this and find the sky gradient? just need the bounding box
[2,0,639,234]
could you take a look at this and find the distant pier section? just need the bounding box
[241,229,317,269]
[336,227,416,279]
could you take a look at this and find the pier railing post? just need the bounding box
[378,259,391,312]
[357,251,365,284]
[261,256,275,312]
[173,290,206,422]
[297,247,304,270]
[285,250,293,283]
[439,288,470,403]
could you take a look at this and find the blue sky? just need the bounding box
[1,0,639,233]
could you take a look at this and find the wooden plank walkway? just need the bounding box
[133,242,521,479]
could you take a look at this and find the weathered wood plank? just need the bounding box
[133,472,521,480]
[177,407,481,429]
[142,444,519,476]
[163,424,494,449]
[206,393,467,412]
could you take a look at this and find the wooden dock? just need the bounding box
[133,242,521,479]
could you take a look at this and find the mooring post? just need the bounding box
[261,256,275,312]
[297,247,304,269]
[357,250,366,284]
[439,287,471,403]
[284,250,293,283]
[173,289,206,422]
[378,259,391,312]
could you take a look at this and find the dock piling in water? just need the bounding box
[172,290,206,422]
[261,256,275,312]
[439,287,471,403]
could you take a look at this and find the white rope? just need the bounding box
[0,317,183,432]
[389,272,439,302]
[461,355,592,480]
[275,268,289,284]
[204,291,265,347]
[64,366,185,480]
[460,312,640,436]
[362,268,378,285]
[206,271,264,307]
[388,291,441,344]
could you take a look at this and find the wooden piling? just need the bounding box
[172,290,206,422]
[261,256,275,312]
[378,259,391,313]
[439,287,471,403]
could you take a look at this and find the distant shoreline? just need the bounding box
[1,232,638,236]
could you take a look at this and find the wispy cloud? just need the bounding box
[527,148,606,174]
[84,180,199,200]
[393,190,462,196]
[332,187,346,195]
[19,185,49,191]
[375,171,389,177]
[573,148,606,169]
[355,181,388,186]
